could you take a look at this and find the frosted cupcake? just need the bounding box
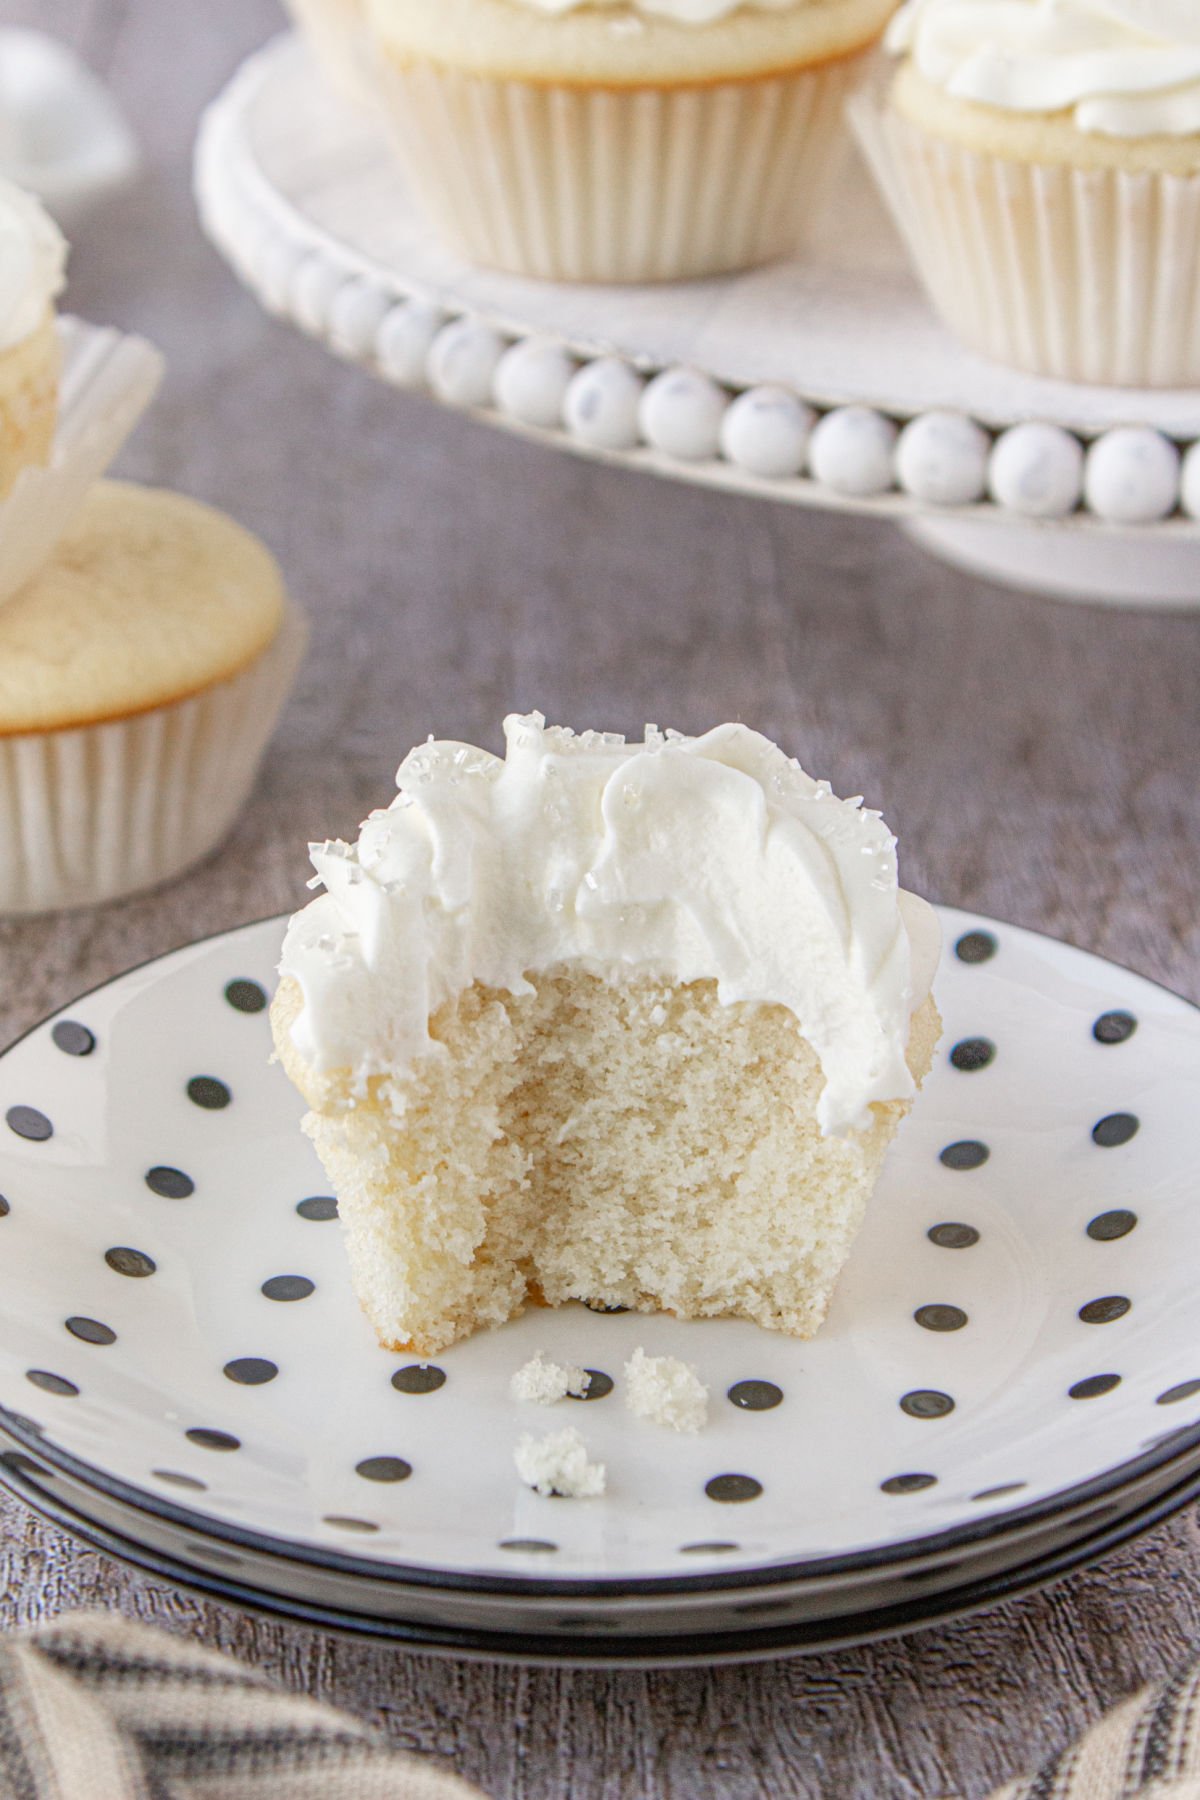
[272,714,941,1355]
[867,0,1200,386]
[0,481,305,915]
[363,0,898,282]
[283,0,377,108]
[0,178,66,497]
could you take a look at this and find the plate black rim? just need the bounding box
[2,1436,1198,1665]
[2,907,1199,1601]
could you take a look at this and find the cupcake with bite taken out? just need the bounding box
[363,0,898,282]
[271,713,941,1356]
[861,0,1200,385]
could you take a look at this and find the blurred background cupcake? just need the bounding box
[857,0,1200,387]
[0,480,305,916]
[282,0,378,108]
[363,0,897,283]
[0,176,66,498]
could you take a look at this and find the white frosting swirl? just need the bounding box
[279,713,939,1137]
[0,178,66,351]
[887,0,1200,138]
[503,0,804,24]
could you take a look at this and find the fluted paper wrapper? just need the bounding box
[850,93,1200,388]
[0,602,307,917]
[0,317,163,611]
[375,50,866,284]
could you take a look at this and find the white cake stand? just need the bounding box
[194,34,1200,608]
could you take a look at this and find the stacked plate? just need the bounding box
[1,909,1197,1665]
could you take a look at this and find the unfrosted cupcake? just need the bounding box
[271,714,941,1356]
[283,0,377,108]
[364,0,897,282]
[0,480,305,915]
[866,0,1200,385]
[0,178,66,497]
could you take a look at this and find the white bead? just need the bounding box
[1085,427,1180,525]
[290,255,343,335]
[719,386,814,480]
[808,406,897,497]
[988,422,1084,519]
[563,357,644,452]
[328,278,392,359]
[895,411,990,507]
[639,367,728,463]
[1179,441,1200,520]
[255,237,305,316]
[427,318,508,408]
[376,300,444,388]
[493,338,576,430]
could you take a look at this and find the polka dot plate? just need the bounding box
[0,909,1198,1661]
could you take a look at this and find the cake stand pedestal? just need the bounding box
[194,34,1200,610]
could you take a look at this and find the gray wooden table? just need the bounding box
[3,3,1200,1795]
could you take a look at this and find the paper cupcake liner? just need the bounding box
[0,316,163,612]
[0,601,307,917]
[284,0,378,109]
[374,49,866,284]
[849,93,1200,388]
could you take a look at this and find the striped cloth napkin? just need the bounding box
[0,1611,1197,1799]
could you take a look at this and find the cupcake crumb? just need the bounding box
[511,1352,591,1405]
[624,1347,708,1433]
[514,1426,606,1498]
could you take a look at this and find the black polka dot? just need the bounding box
[928,1222,980,1249]
[187,1076,231,1111]
[583,1300,629,1314]
[940,1140,989,1171]
[1094,1011,1137,1045]
[950,1038,995,1072]
[972,1483,1027,1502]
[52,1021,95,1057]
[66,1317,115,1346]
[185,1428,240,1452]
[225,979,267,1014]
[323,1515,379,1533]
[882,1473,937,1494]
[391,1364,445,1394]
[915,1303,968,1332]
[223,1357,278,1386]
[261,1275,314,1302]
[297,1196,338,1222]
[152,1470,207,1491]
[1079,1296,1131,1325]
[570,1370,613,1401]
[1088,1209,1137,1242]
[105,1247,156,1278]
[728,1380,784,1411]
[0,1196,8,1219]
[1069,1373,1121,1400]
[499,1539,557,1553]
[900,1389,955,1419]
[680,1541,739,1554]
[705,1474,762,1503]
[1,1411,43,1436]
[7,1106,51,1143]
[26,1371,77,1398]
[1157,1379,1200,1406]
[1,1452,50,1480]
[356,1456,413,1482]
[145,1167,194,1199]
[955,930,997,964]
[1093,1113,1139,1149]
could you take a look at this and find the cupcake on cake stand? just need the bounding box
[194,31,1200,608]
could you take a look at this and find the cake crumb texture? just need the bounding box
[514,1426,606,1498]
[273,968,940,1357]
[510,1352,591,1405]
[624,1347,708,1433]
